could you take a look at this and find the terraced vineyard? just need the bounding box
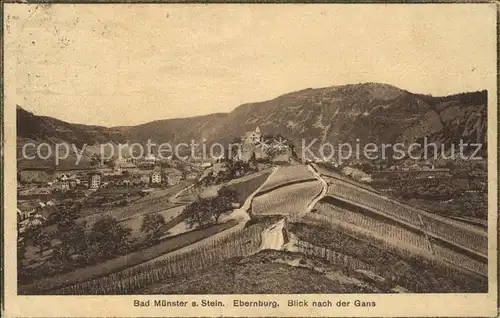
[290,221,487,291]
[252,181,323,218]
[326,179,488,259]
[432,244,487,277]
[312,202,432,253]
[308,201,487,277]
[419,214,488,256]
[327,182,422,225]
[258,165,316,193]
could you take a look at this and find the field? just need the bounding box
[252,180,323,217]
[305,201,487,282]
[138,181,192,201]
[224,170,272,204]
[431,244,487,276]
[19,220,237,294]
[197,170,272,202]
[258,165,316,193]
[78,181,192,221]
[289,222,487,293]
[327,182,422,225]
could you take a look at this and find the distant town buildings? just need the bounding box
[164,168,182,186]
[90,174,102,189]
[151,168,162,184]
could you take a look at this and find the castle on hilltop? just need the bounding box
[242,126,262,145]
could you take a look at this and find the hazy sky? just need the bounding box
[6,4,496,127]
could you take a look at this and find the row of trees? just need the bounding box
[140,213,167,244]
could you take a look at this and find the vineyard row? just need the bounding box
[252,181,323,217]
[296,240,372,271]
[304,204,487,277]
[313,203,433,252]
[258,165,316,193]
[326,182,487,256]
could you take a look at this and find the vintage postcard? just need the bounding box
[1,2,498,317]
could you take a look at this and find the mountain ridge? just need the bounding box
[17,82,487,164]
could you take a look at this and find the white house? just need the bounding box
[151,171,162,184]
[90,174,102,189]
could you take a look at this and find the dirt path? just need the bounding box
[306,164,328,213]
[170,183,196,203]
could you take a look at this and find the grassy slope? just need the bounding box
[225,171,272,204]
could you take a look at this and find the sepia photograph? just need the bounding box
[2,2,498,317]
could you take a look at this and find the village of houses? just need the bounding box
[17,152,214,224]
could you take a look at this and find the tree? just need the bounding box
[17,237,27,270]
[17,212,28,271]
[24,213,45,232]
[85,216,131,263]
[218,186,238,207]
[250,151,257,163]
[184,197,225,229]
[140,213,167,243]
[17,213,26,259]
[201,171,216,186]
[90,153,103,166]
[184,200,215,229]
[184,188,237,229]
[55,214,87,263]
[21,213,46,246]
